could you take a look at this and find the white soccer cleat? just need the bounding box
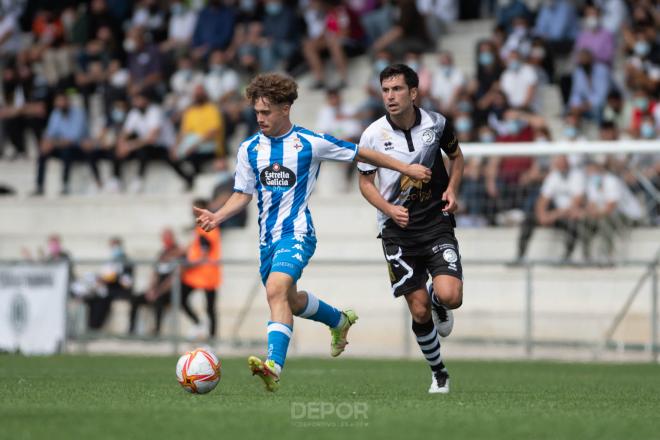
[429,284,454,337]
[428,370,450,394]
[432,304,454,338]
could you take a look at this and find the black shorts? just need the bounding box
[381,232,463,297]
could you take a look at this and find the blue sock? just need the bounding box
[296,292,342,328]
[267,321,292,369]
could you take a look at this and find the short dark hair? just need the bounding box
[379,64,419,89]
[245,73,298,105]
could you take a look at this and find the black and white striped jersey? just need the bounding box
[357,107,459,240]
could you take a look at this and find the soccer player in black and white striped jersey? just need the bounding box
[357,64,465,394]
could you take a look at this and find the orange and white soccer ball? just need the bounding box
[176,348,221,394]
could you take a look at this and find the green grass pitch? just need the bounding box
[1,355,659,440]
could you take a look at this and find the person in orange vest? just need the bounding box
[181,198,222,339]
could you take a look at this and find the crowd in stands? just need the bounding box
[28,198,224,338]
[0,0,658,238]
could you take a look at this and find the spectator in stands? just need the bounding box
[33,91,92,196]
[87,0,124,45]
[30,9,72,87]
[303,0,365,89]
[173,84,224,179]
[527,38,553,85]
[532,0,578,55]
[627,87,657,137]
[371,0,432,59]
[624,26,660,94]
[638,114,657,140]
[116,91,192,193]
[83,96,129,193]
[167,55,205,118]
[191,0,237,60]
[161,0,198,54]
[416,0,458,36]
[125,25,163,95]
[430,50,466,115]
[594,0,627,35]
[129,228,184,336]
[204,49,241,106]
[86,237,134,330]
[0,61,51,160]
[404,51,432,107]
[472,39,503,116]
[0,5,24,59]
[130,0,168,42]
[361,0,395,45]
[582,155,645,263]
[495,0,531,34]
[454,111,475,143]
[500,49,538,111]
[500,15,532,61]
[515,155,585,263]
[181,199,222,339]
[602,89,627,128]
[573,4,616,67]
[255,0,301,72]
[568,49,612,121]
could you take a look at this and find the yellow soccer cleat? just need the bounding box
[248,356,280,392]
[330,310,358,357]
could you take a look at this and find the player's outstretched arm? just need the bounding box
[356,147,431,182]
[359,172,409,228]
[194,192,253,232]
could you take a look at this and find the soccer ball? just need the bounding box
[176,348,221,394]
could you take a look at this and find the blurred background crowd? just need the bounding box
[0,0,658,251]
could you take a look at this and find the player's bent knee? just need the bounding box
[444,288,463,309]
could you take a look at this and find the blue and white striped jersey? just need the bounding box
[233,125,358,246]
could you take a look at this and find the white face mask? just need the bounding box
[584,16,599,30]
[123,38,137,53]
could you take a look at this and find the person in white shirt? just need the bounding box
[582,156,645,262]
[167,55,205,116]
[500,49,538,111]
[430,51,466,114]
[515,155,585,262]
[116,91,192,192]
[203,49,241,105]
[161,0,199,52]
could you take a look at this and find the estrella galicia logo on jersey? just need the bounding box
[260,163,296,192]
[421,129,435,146]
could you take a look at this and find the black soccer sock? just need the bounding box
[412,318,446,373]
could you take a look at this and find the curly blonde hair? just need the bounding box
[245,73,298,105]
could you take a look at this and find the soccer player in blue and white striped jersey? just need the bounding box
[194,73,430,391]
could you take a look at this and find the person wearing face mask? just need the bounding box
[499,16,532,61]
[86,237,135,330]
[117,91,193,193]
[172,84,225,180]
[81,97,129,193]
[568,49,612,120]
[500,49,538,111]
[627,88,656,136]
[169,55,205,114]
[203,49,240,105]
[473,40,503,109]
[128,228,185,336]
[514,155,585,264]
[582,153,644,263]
[162,0,199,53]
[256,0,300,72]
[191,0,237,60]
[573,5,615,66]
[495,0,531,34]
[532,0,578,55]
[430,51,466,114]
[125,26,164,94]
[32,91,94,196]
[625,27,660,95]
